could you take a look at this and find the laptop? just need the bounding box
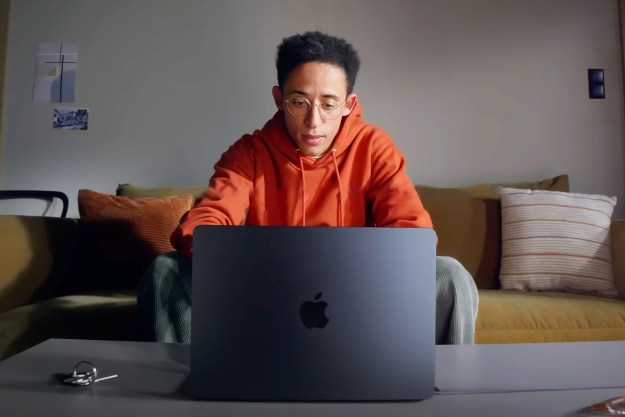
[191,226,436,401]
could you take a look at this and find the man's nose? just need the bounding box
[305,105,323,128]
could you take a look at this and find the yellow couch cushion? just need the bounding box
[416,174,569,289]
[476,289,625,343]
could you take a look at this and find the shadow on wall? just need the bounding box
[50,69,76,103]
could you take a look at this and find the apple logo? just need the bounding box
[299,292,329,329]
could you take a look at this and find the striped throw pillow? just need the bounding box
[498,187,618,297]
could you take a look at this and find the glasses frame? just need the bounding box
[284,97,346,121]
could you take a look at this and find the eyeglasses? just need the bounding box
[284,97,345,120]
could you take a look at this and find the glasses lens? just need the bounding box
[286,98,310,116]
[319,101,342,119]
[286,98,343,119]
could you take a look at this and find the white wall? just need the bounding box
[2,0,624,217]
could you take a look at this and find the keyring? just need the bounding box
[55,360,117,387]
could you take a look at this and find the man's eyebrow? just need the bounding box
[286,90,342,100]
[286,89,309,96]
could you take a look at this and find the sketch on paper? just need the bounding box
[33,43,78,103]
[53,108,89,130]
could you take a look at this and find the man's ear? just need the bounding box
[342,94,358,116]
[272,86,284,110]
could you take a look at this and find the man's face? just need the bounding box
[272,62,357,157]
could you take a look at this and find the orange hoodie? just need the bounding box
[171,100,433,259]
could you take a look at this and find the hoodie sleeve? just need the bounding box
[170,136,255,260]
[367,134,434,230]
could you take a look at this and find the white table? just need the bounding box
[436,341,625,393]
[0,339,623,417]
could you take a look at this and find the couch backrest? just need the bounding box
[416,174,569,289]
[117,175,570,290]
[610,220,625,299]
[117,183,206,201]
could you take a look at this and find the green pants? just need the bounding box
[138,252,479,344]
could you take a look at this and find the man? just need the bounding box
[138,31,478,345]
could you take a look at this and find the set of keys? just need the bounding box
[55,361,118,387]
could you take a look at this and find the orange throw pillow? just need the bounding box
[77,189,192,265]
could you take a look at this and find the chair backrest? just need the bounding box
[0,190,69,217]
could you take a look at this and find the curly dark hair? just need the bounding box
[276,31,361,94]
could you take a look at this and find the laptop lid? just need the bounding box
[191,226,436,401]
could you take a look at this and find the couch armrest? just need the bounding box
[0,215,79,313]
[611,219,625,300]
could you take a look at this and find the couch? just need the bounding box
[1,174,624,361]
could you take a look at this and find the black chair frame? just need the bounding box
[0,190,69,218]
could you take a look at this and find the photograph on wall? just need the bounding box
[32,42,79,103]
[53,107,89,130]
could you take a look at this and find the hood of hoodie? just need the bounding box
[260,98,368,167]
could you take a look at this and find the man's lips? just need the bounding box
[301,134,324,145]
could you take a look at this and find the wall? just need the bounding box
[0,0,9,184]
[2,0,624,217]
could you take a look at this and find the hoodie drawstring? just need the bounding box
[331,149,345,227]
[295,149,344,227]
[296,150,307,226]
